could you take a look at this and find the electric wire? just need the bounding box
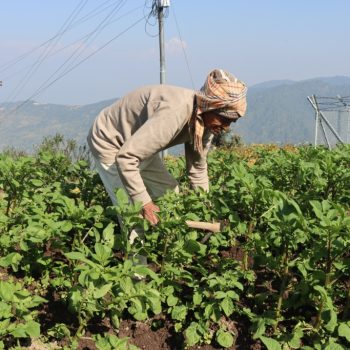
[0,0,117,74]
[2,4,143,82]
[143,0,169,38]
[4,14,146,118]
[32,0,127,101]
[4,0,89,102]
[313,96,350,112]
[171,1,195,89]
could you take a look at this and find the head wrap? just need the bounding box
[191,69,248,154]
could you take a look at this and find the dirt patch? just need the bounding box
[118,318,261,350]
[220,245,254,268]
[119,319,183,350]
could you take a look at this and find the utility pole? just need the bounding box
[157,1,169,84]
[153,0,170,159]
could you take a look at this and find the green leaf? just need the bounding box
[30,179,43,187]
[115,188,130,206]
[110,310,120,329]
[214,291,227,299]
[310,200,325,220]
[185,323,201,346]
[216,329,234,348]
[338,323,350,342]
[193,291,202,305]
[133,265,159,282]
[226,290,240,300]
[221,297,234,317]
[324,343,345,350]
[65,252,97,268]
[287,327,303,348]
[252,318,266,339]
[0,319,10,332]
[65,251,86,260]
[260,336,282,350]
[10,325,27,338]
[0,252,22,271]
[93,243,112,263]
[0,281,14,302]
[171,305,187,321]
[149,299,162,315]
[68,287,82,313]
[324,308,337,333]
[167,295,178,307]
[24,320,41,338]
[102,223,115,248]
[93,283,112,299]
[204,303,213,319]
[60,220,73,232]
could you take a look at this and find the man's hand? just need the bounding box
[142,201,160,225]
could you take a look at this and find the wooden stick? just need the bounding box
[185,220,221,232]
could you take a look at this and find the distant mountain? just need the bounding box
[251,79,295,90]
[234,76,350,145]
[0,99,114,152]
[1,76,350,153]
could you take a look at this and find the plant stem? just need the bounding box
[315,232,332,330]
[242,221,254,271]
[160,232,169,275]
[274,247,289,333]
[325,231,332,288]
[342,288,350,321]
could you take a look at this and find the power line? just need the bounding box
[1,5,143,83]
[4,0,89,102]
[171,1,195,89]
[29,0,127,102]
[143,0,169,38]
[4,15,146,118]
[0,0,117,74]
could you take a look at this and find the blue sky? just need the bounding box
[1,0,350,105]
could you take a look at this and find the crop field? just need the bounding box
[0,144,349,350]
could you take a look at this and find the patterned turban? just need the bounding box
[191,69,248,154]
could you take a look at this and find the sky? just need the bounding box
[1,0,350,105]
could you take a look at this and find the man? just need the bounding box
[87,69,247,226]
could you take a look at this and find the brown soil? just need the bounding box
[3,244,261,350]
[118,319,262,350]
[220,245,254,268]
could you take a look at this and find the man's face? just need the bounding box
[201,111,232,135]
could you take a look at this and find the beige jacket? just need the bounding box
[87,85,213,205]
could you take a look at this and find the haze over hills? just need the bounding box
[234,76,350,145]
[1,76,350,154]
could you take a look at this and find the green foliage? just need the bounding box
[0,144,349,348]
[0,280,46,340]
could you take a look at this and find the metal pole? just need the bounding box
[308,95,345,146]
[158,6,166,85]
[319,118,331,149]
[157,1,169,160]
[319,110,345,145]
[308,95,320,147]
[337,110,341,139]
[347,107,350,143]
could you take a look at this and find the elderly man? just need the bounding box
[87,69,247,226]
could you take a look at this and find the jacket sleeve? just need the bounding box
[185,130,213,191]
[115,102,186,205]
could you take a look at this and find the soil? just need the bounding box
[34,295,262,350]
[4,245,262,350]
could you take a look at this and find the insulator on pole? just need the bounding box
[158,0,170,7]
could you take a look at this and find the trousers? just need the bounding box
[92,154,179,264]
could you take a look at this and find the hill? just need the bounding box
[234,76,350,145]
[1,76,350,153]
